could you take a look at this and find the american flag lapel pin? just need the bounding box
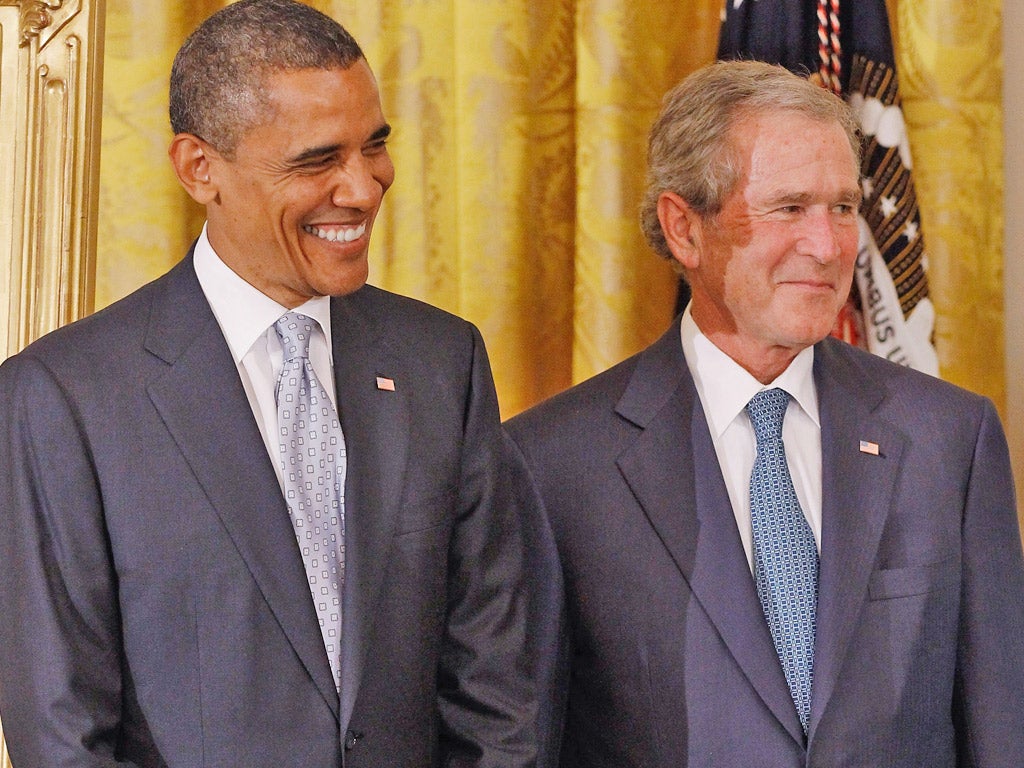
[376,376,396,392]
[859,440,880,456]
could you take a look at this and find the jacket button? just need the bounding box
[344,729,364,750]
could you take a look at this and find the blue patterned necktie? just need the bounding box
[274,312,346,690]
[746,387,818,733]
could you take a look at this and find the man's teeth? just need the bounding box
[303,223,366,242]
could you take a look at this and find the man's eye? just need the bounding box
[289,159,334,175]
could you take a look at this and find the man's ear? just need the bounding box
[657,190,704,271]
[168,133,218,205]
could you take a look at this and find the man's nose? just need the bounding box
[330,157,383,210]
[799,209,845,263]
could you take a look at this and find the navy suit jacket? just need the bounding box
[0,255,541,767]
[505,321,1024,767]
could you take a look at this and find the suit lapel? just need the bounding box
[143,258,341,718]
[329,291,410,732]
[615,325,805,744]
[807,340,905,737]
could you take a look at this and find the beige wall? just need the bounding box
[1005,4,1024,506]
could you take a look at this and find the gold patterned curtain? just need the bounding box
[95,0,1003,422]
[888,1,1005,412]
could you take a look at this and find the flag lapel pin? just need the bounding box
[376,376,396,392]
[859,440,880,456]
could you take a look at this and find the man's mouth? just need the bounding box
[303,222,367,243]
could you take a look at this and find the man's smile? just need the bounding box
[303,222,367,243]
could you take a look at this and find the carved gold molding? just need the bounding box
[0,0,103,363]
[19,0,63,46]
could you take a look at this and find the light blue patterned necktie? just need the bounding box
[274,311,346,690]
[747,387,818,733]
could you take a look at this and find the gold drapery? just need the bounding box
[95,0,1005,420]
[888,0,1005,410]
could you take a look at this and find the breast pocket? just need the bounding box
[867,555,960,601]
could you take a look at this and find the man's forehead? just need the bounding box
[253,64,385,126]
[732,112,858,171]
[731,108,850,147]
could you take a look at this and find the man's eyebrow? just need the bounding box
[840,188,864,204]
[769,190,814,204]
[370,123,392,142]
[765,188,862,206]
[286,124,392,165]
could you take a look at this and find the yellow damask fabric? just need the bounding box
[888,0,1004,410]
[96,0,1004,418]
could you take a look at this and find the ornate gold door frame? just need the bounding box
[0,0,105,364]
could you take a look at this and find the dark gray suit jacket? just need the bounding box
[505,322,1024,767]
[0,255,540,767]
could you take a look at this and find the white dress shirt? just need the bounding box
[192,224,337,487]
[679,306,823,570]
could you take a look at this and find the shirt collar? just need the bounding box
[192,223,334,363]
[680,304,819,439]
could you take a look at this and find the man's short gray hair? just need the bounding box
[640,60,862,262]
[169,0,365,157]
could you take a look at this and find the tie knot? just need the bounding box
[746,387,790,444]
[274,312,316,361]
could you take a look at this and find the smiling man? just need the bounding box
[505,60,1024,766]
[0,2,543,766]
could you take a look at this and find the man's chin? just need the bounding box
[317,266,370,298]
[778,319,837,350]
